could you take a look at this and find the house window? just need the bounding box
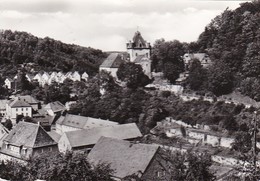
[26,108,28,111]
[49,147,52,152]
[16,108,18,111]
[26,113,28,116]
[136,53,138,56]
[157,171,166,177]
[21,108,23,111]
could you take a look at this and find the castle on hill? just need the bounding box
[99,31,152,78]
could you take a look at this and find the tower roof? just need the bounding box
[132,31,147,48]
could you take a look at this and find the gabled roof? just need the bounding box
[56,114,118,130]
[100,53,125,68]
[64,123,142,148]
[15,95,39,104]
[9,99,31,108]
[87,137,159,179]
[45,101,66,113]
[4,122,57,148]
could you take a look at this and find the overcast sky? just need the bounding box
[0,0,250,51]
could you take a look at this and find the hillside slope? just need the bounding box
[0,30,106,77]
[195,1,260,100]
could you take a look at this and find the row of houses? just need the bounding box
[0,119,168,180]
[5,71,89,89]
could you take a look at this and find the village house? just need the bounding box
[0,100,7,117]
[87,137,170,181]
[81,72,89,81]
[58,123,142,153]
[0,121,58,162]
[55,114,118,135]
[44,101,66,116]
[4,78,16,90]
[71,71,81,82]
[183,53,212,70]
[99,53,125,78]
[14,95,40,111]
[6,98,32,123]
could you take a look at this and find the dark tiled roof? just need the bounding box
[56,114,118,130]
[100,53,125,68]
[4,122,57,148]
[16,95,39,104]
[87,137,159,179]
[9,99,31,108]
[65,123,142,148]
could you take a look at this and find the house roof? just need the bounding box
[87,137,159,179]
[9,99,31,108]
[15,95,39,104]
[56,114,118,130]
[4,121,57,148]
[64,123,142,148]
[48,130,61,143]
[100,53,125,68]
[45,101,66,113]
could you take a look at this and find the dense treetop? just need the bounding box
[0,30,106,77]
[195,0,260,99]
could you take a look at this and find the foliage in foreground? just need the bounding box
[0,152,113,181]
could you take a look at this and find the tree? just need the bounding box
[3,119,13,130]
[186,59,208,90]
[0,152,114,181]
[117,62,152,89]
[161,151,216,181]
[207,62,234,96]
[151,39,185,83]
[232,131,252,154]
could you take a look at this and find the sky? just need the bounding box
[0,0,251,51]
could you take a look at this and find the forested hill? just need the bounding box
[185,1,260,100]
[0,30,107,77]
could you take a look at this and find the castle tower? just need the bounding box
[126,31,151,62]
[126,31,152,78]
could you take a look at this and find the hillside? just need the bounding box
[194,0,260,100]
[0,30,107,77]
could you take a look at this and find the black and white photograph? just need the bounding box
[0,0,259,180]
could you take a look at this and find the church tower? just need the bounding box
[126,31,152,78]
[126,31,151,62]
